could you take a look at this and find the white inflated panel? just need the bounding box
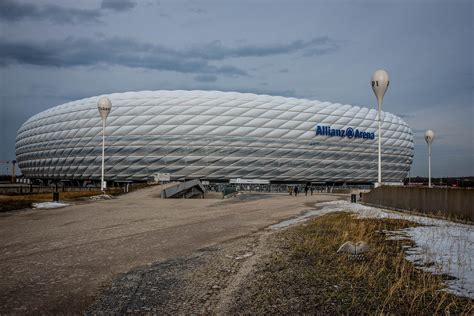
[16,90,413,182]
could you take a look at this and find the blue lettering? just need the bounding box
[315,125,375,140]
[316,126,323,135]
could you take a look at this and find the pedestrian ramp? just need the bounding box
[160,179,206,199]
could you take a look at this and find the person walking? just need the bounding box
[310,186,314,195]
[294,185,299,197]
[304,186,309,196]
[289,186,293,196]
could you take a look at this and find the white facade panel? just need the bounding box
[16,90,414,182]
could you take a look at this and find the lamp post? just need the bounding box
[371,69,390,187]
[424,129,434,188]
[97,97,112,193]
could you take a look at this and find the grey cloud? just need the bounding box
[301,37,339,56]
[194,75,218,82]
[0,37,247,76]
[396,113,414,119]
[189,7,206,14]
[0,35,340,76]
[101,0,137,12]
[234,88,298,98]
[0,0,101,24]
[178,86,298,99]
[278,68,289,73]
[187,36,339,60]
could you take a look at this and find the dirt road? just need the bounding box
[0,186,344,314]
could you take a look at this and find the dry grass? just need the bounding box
[230,212,473,314]
[0,189,122,212]
[0,183,155,213]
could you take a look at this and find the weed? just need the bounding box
[230,212,473,314]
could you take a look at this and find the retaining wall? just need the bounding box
[362,186,474,222]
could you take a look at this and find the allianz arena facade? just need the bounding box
[16,90,413,183]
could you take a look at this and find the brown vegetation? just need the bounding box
[0,183,156,213]
[230,212,473,314]
[0,189,120,212]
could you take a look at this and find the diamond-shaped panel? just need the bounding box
[16,90,414,182]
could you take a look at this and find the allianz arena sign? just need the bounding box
[315,125,376,140]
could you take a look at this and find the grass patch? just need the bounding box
[230,212,473,314]
[0,183,156,213]
[0,189,122,212]
[0,183,158,213]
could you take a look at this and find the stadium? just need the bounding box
[15,90,413,184]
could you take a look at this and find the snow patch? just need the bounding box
[317,200,474,299]
[32,202,70,209]
[89,194,114,200]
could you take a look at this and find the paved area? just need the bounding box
[0,185,345,314]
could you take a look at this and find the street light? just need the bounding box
[371,69,390,187]
[424,129,434,188]
[97,96,112,193]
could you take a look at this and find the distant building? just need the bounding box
[16,90,413,183]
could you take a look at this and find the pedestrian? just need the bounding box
[294,185,298,196]
[310,186,314,195]
[289,186,293,195]
[304,186,308,196]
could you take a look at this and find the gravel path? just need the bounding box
[87,230,274,314]
[0,185,344,314]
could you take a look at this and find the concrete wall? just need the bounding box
[362,186,474,222]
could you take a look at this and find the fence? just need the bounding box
[204,183,362,194]
[362,186,474,222]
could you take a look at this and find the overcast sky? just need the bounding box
[0,0,472,177]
